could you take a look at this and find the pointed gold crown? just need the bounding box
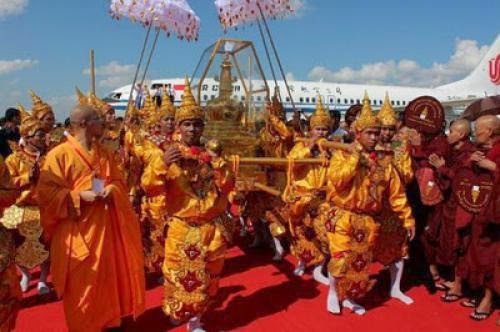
[17,103,31,122]
[355,91,380,131]
[175,76,203,124]
[19,102,43,137]
[89,92,113,116]
[75,87,89,106]
[377,92,397,126]
[309,96,331,128]
[30,90,53,120]
[160,89,176,118]
[141,89,157,127]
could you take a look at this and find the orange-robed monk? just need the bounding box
[36,105,145,332]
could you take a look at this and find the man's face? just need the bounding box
[178,119,204,145]
[310,125,329,139]
[41,112,55,132]
[447,124,464,145]
[331,116,340,131]
[26,129,47,151]
[474,121,491,145]
[105,110,116,127]
[380,125,396,143]
[86,112,105,138]
[356,127,381,151]
[161,116,175,134]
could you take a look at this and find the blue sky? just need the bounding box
[0,0,499,120]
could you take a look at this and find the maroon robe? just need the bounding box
[458,141,500,290]
[419,137,466,265]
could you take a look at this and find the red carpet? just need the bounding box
[15,243,498,332]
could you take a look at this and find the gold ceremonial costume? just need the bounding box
[326,93,415,300]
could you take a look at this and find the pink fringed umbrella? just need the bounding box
[110,0,200,41]
[109,0,200,115]
[214,0,293,30]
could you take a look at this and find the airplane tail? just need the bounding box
[437,34,500,97]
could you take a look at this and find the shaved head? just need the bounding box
[476,115,500,132]
[451,119,471,136]
[70,105,98,124]
[474,115,500,144]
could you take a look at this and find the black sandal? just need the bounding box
[460,298,478,308]
[441,292,463,302]
[470,309,492,321]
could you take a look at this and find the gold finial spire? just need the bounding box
[309,95,331,128]
[175,75,203,124]
[377,92,397,126]
[29,90,53,120]
[355,91,380,131]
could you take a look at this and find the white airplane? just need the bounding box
[105,34,500,119]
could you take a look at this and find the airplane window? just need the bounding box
[257,96,262,101]
[402,101,406,105]
[299,97,304,103]
[397,101,400,106]
[203,95,208,101]
[337,98,341,104]
[286,97,290,102]
[379,100,383,105]
[344,99,348,104]
[356,99,360,104]
[312,97,316,103]
[241,96,245,101]
[391,101,395,105]
[350,99,354,104]
[306,97,310,103]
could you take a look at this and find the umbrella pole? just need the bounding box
[126,24,152,119]
[139,28,161,90]
[257,19,279,100]
[257,3,296,111]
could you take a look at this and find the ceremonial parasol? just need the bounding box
[110,0,200,116]
[460,95,500,121]
[214,0,296,109]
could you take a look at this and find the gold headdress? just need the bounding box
[30,90,53,120]
[309,96,331,128]
[160,89,176,118]
[141,89,157,127]
[175,76,203,124]
[19,115,43,138]
[75,87,89,106]
[17,103,31,122]
[377,92,397,127]
[89,93,114,116]
[355,91,380,131]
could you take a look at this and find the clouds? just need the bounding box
[83,61,135,89]
[307,38,489,87]
[47,95,77,120]
[0,0,28,20]
[0,59,38,75]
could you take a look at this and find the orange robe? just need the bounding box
[0,156,21,332]
[36,134,145,332]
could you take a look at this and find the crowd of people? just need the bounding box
[0,79,498,332]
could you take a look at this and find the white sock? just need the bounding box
[239,217,247,237]
[272,237,284,261]
[312,263,329,285]
[293,260,305,276]
[20,268,30,292]
[37,281,50,295]
[389,260,414,305]
[327,277,341,314]
[342,299,366,315]
[187,316,205,332]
